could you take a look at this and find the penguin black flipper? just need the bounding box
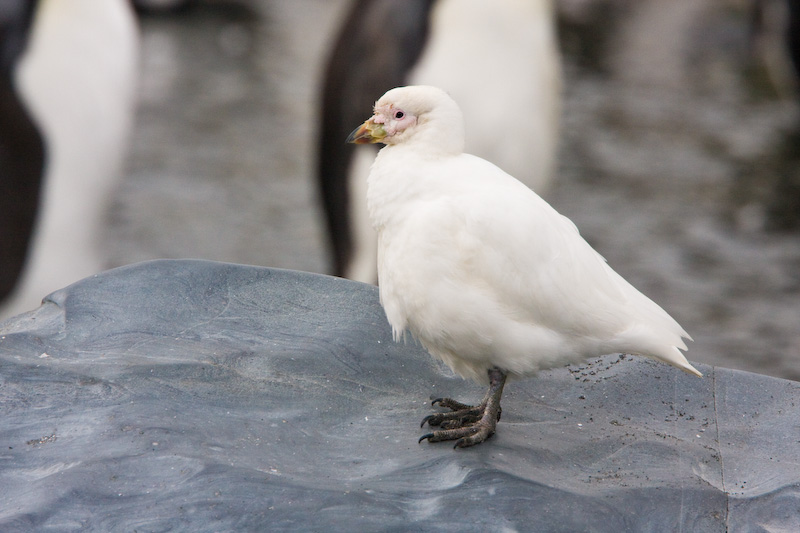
[0,0,45,302]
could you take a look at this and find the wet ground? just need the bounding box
[108,0,800,380]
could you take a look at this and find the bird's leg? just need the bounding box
[419,367,507,448]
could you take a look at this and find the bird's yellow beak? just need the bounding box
[346,117,386,144]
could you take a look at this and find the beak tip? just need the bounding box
[346,130,368,144]
[346,119,385,144]
[346,124,369,144]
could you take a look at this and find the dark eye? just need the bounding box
[394,110,404,120]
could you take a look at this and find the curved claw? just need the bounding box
[420,414,437,428]
[431,398,445,406]
[418,433,434,444]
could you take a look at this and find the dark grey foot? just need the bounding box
[418,367,507,449]
[420,397,499,430]
[419,402,500,448]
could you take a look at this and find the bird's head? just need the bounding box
[346,85,464,154]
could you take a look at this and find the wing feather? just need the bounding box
[430,155,691,361]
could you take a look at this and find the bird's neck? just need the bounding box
[412,122,465,156]
[366,145,456,231]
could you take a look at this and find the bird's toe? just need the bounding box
[432,397,473,411]
[419,426,480,445]
[453,426,495,448]
[420,402,484,429]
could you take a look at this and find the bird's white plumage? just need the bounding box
[365,86,700,383]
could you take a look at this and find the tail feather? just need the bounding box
[642,344,702,377]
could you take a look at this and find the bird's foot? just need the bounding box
[421,397,501,430]
[419,397,500,448]
[418,367,508,449]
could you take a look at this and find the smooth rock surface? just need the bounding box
[0,259,798,531]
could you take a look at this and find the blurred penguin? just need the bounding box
[0,0,44,311]
[318,0,562,283]
[750,0,800,98]
[0,0,139,320]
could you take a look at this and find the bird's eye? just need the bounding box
[394,110,404,120]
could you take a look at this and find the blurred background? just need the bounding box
[2,0,800,380]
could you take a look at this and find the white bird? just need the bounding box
[347,85,701,448]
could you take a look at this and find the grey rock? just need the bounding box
[0,259,797,531]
